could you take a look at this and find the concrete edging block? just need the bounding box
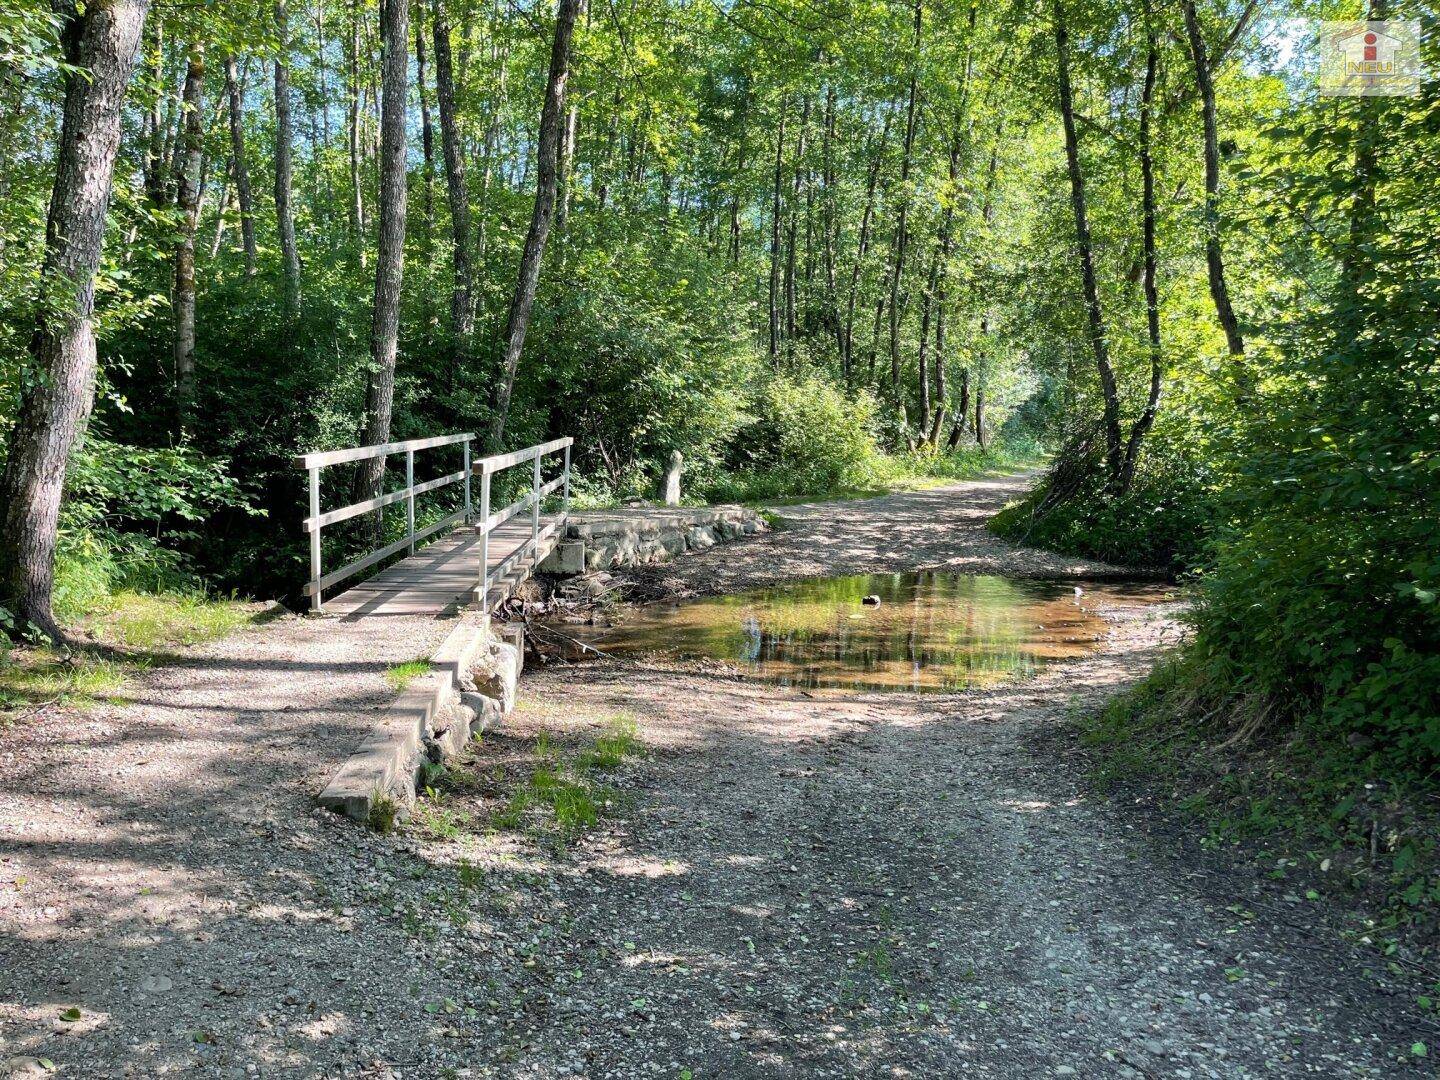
[318,622,489,823]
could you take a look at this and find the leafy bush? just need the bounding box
[705,373,882,500]
[54,436,259,619]
[990,433,1217,570]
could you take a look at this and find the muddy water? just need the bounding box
[562,573,1172,692]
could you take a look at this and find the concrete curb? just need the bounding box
[318,622,508,824]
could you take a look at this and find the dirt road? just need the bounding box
[0,473,1431,1077]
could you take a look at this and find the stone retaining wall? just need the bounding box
[539,505,766,574]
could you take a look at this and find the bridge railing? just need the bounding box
[296,433,572,614]
[474,436,572,609]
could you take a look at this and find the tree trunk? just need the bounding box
[974,386,986,449]
[842,107,892,385]
[821,83,838,351]
[886,0,923,432]
[173,44,204,432]
[1054,0,1123,480]
[556,99,580,234]
[946,368,969,450]
[210,175,231,258]
[415,2,435,247]
[489,0,584,445]
[353,0,410,514]
[0,0,149,641]
[767,101,786,363]
[432,0,473,365]
[223,55,258,276]
[348,0,366,261]
[784,95,809,349]
[475,35,509,266]
[143,20,165,202]
[916,243,937,434]
[1181,0,1244,363]
[274,0,302,315]
[1119,19,1163,494]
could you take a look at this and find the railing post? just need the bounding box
[562,443,571,521]
[308,466,323,614]
[479,468,491,609]
[463,438,472,524]
[531,450,541,551]
[405,449,416,554]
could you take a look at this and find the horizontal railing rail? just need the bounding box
[296,432,572,613]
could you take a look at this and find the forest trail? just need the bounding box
[0,474,1431,1077]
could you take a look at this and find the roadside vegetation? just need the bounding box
[407,715,643,848]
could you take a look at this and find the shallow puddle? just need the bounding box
[560,572,1172,692]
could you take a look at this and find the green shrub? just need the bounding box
[990,432,1216,571]
[703,373,882,501]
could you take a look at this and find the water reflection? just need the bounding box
[562,572,1169,692]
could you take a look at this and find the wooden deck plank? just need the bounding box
[322,517,559,620]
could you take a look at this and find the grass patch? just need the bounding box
[81,590,258,649]
[385,658,431,691]
[0,648,131,721]
[577,713,640,770]
[1,591,262,727]
[409,714,644,845]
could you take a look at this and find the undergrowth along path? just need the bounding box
[0,472,1432,1076]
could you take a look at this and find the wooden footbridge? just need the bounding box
[297,434,572,619]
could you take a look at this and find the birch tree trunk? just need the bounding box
[0,0,149,641]
[556,100,580,234]
[432,0,474,364]
[489,0,585,444]
[353,0,410,514]
[174,44,205,431]
[1055,0,1123,480]
[275,0,302,314]
[223,55,258,276]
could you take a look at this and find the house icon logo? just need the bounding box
[1320,20,1423,96]
[1335,25,1400,75]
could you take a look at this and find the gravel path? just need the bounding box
[1,473,1432,1077]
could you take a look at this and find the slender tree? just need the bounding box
[490,0,586,444]
[842,108,892,384]
[354,0,411,510]
[223,55,258,276]
[768,101,786,363]
[885,0,923,434]
[348,0,366,259]
[1118,14,1164,493]
[275,0,302,314]
[432,0,474,364]
[0,0,150,640]
[173,44,205,429]
[415,1,436,245]
[1181,0,1244,362]
[1054,0,1123,480]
